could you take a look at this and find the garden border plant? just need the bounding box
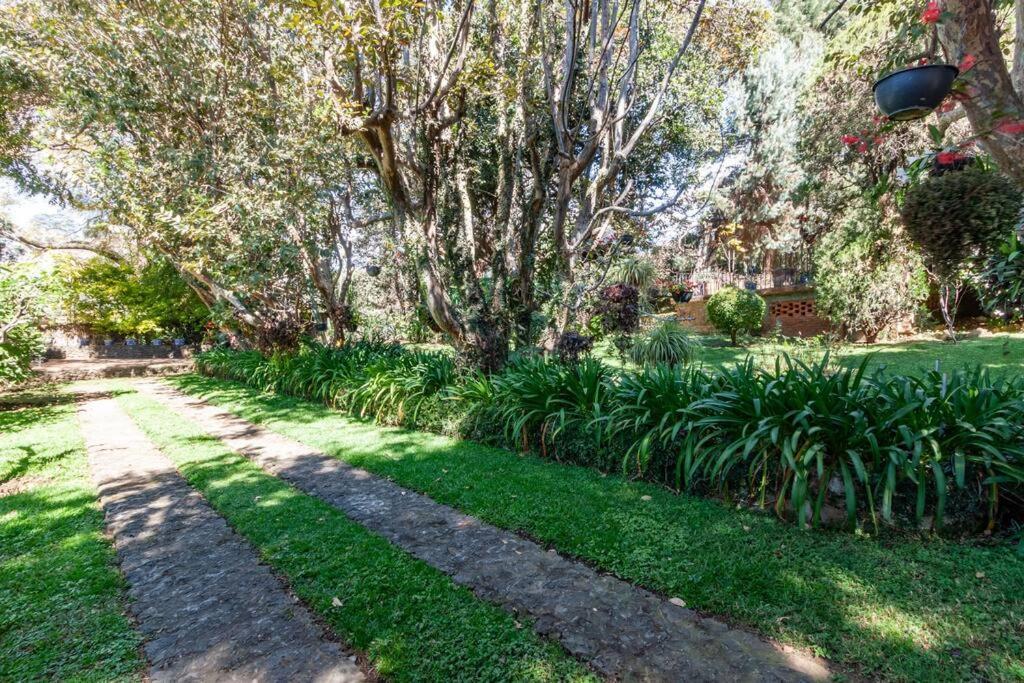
[197,340,1024,535]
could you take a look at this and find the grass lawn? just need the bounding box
[595,330,1024,377]
[0,389,144,681]
[170,373,1024,682]
[114,387,595,682]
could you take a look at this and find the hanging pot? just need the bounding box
[671,290,694,303]
[872,64,958,121]
[619,233,635,246]
[313,322,328,332]
[366,265,381,277]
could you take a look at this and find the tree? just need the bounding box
[0,0,388,349]
[60,256,208,340]
[901,165,1023,338]
[845,0,1024,186]
[814,199,928,341]
[286,0,760,366]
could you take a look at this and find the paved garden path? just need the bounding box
[79,393,365,683]
[140,380,831,682]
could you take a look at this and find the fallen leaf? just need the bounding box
[976,571,986,579]
[331,597,343,607]
[641,495,652,501]
[669,597,686,607]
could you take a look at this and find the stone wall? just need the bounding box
[44,329,196,360]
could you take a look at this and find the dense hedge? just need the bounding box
[198,341,1024,534]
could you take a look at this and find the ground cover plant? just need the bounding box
[113,387,595,683]
[168,373,1024,681]
[197,341,1024,534]
[0,390,143,680]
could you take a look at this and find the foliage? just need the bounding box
[198,341,1024,534]
[0,263,51,386]
[60,257,208,339]
[592,284,640,335]
[0,324,42,387]
[627,321,700,367]
[613,257,658,295]
[705,286,767,345]
[814,200,928,341]
[901,168,1023,283]
[976,232,1024,322]
[554,332,594,364]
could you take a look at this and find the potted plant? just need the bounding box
[669,281,695,303]
[873,63,958,121]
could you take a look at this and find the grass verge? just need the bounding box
[114,387,595,682]
[169,373,1024,682]
[0,389,144,681]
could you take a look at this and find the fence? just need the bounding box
[679,268,811,299]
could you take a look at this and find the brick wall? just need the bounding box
[675,285,832,338]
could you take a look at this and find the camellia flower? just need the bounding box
[995,119,1024,135]
[935,99,956,114]
[841,134,860,145]
[958,54,976,72]
[857,141,868,153]
[921,0,940,24]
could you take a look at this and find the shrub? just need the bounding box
[197,342,1024,534]
[614,257,657,293]
[592,283,640,334]
[628,321,699,367]
[554,331,593,364]
[976,232,1024,322]
[814,201,928,341]
[0,324,44,388]
[705,286,766,345]
[901,167,1023,336]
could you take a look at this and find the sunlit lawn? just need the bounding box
[596,330,1024,377]
[0,389,143,681]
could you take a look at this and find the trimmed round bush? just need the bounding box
[705,286,766,345]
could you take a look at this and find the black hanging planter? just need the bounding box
[619,233,635,246]
[365,265,381,277]
[671,289,694,304]
[872,64,958,121]
[313,321,328,333]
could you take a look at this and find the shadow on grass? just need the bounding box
[0,484,142,681]
[166,372,1024,681]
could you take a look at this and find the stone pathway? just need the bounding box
[78,394,365,683]
[140,381,831,682]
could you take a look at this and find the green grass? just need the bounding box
[595,331,1024,377]
[0,389,144,681]
[113,388,595,682]
[169,373,1024,682]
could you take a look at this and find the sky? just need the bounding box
[0,177,92,259]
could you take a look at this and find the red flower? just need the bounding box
[921,0,940,24]
[935,99,956,114]
[995,119,1024,135]
[857,141,869,153]
[958,54,976,72]
[841,134,860,145]
[936,151,964,165]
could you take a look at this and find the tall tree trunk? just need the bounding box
[939,0,1024,185]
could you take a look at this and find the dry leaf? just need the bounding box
[669,597,686,607]
[331,597,343,607]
